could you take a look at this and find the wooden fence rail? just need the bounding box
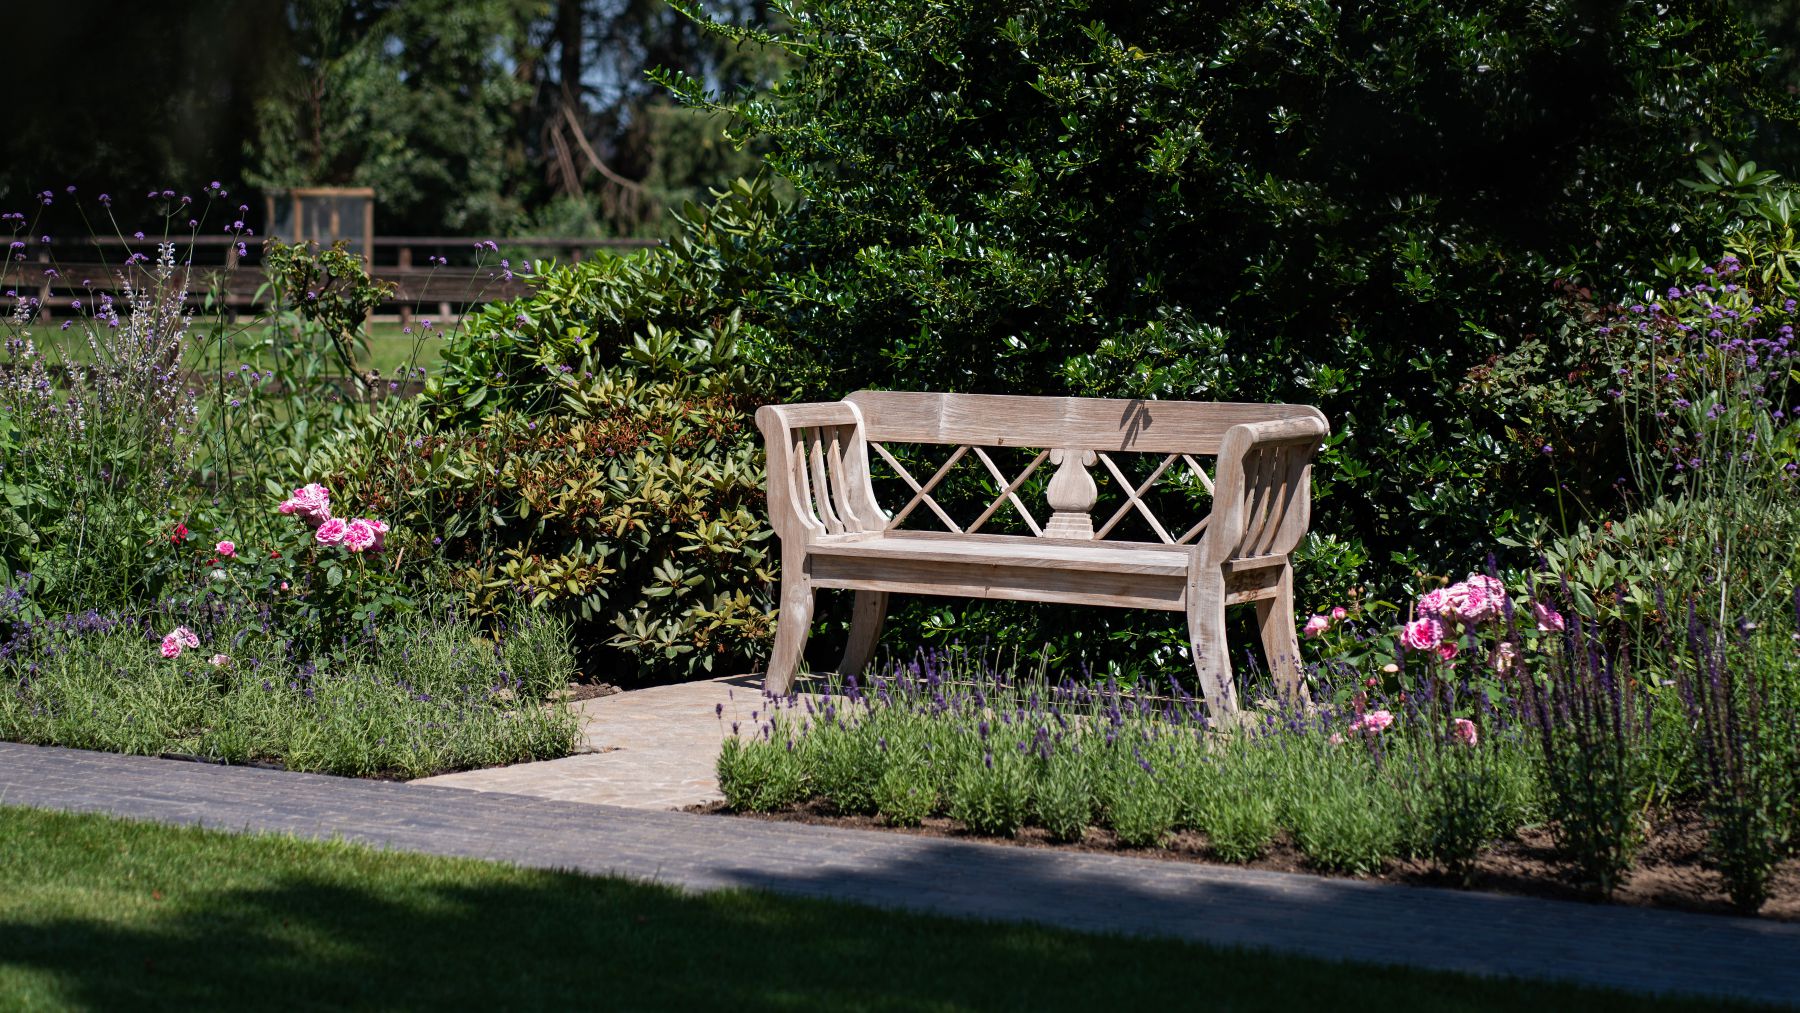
[1,235,659,322]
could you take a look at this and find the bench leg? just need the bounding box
[765,564,815,697]
[1186,569,1239,719]
[837,590,888,678]
[1255,564,1308,702]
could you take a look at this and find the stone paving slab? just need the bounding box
[3,741,1799,1007]
[412,674,764,809]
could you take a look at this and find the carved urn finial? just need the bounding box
[1043,447,1098,539]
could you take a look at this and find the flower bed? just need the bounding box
[713,577,1800,917]
[0,580,581,779]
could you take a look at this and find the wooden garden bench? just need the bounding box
[756,392,1329,717]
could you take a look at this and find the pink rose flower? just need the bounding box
[1417,588,1452,617]
[1349,709,1395,736]
[342,518,378,553]
[1302,614,1331,638]
[315,517,348,546]
[279,483,332,527]
[209,653,230,668]
[215,540,236,557]
[367,518,389,551]
[1445,575,1506,623]
[160,626,199,659]
[1330,606,1348,620]
[1436,641,1460,662]
[1452,718,1479,747]
[1532,601,1565,632]
[1400,616,1444,651]
[1327,732,1345,746]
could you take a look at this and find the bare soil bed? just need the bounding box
[688,800,1800,920]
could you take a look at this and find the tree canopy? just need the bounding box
[1,0,778,236]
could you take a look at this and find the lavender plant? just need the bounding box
[1,242,201,608]
[712,649,1534,879]
[1032,746,1096,843]
[1679,605,1800,913]
[871,741,936,827]
[1519,603,1659,897]
[1185,745,1280,864]
[0,592,580,778]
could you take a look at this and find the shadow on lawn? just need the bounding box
[3,824,1788,1012]
[0,868,1340,1012]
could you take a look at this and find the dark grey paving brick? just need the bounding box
[2,741,1797,1007]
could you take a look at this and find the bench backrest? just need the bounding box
[846,391,1320,455]
[758,392,1327,562]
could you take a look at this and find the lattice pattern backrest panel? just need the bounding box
[863,440,1217,545]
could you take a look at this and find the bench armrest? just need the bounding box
[1205,413,1329,563]
[757,401,887,544]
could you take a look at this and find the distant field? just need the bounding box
[34,319,454,377]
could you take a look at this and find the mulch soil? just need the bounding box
[561,681,621,703]
[688,800,1800,921]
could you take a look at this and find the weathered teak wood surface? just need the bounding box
[756,391,1329,717]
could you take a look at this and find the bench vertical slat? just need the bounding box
[826,426,857,533]
[808,428,846,535]
[791,430,819,536]
[1249,448,1281,556]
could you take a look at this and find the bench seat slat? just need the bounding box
[810,531,1191,576]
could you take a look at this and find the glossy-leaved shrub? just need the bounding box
[319,181,789,681]
[666,0,1800,665]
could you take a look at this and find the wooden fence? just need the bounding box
[3,234,659,323]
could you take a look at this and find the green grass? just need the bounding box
[36,320,453,377]
[0,805,1770,1011]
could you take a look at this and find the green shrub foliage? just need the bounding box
[666,0,1799,658]
[338,181,789,680]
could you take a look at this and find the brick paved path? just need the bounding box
[3,742,1797,1007]
[414,675,754,809]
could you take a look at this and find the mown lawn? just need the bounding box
[0,805,1771,1012]
[39,320,452,377]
